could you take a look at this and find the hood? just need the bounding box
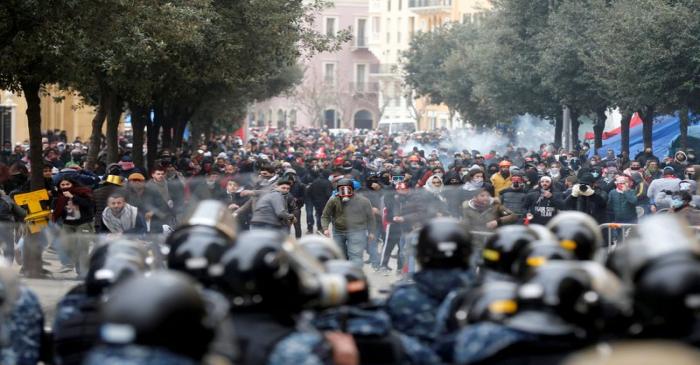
[424,175,444,194]
[413,268,475,300]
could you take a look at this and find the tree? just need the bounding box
[586,0,700,154]
[538,0,612,150]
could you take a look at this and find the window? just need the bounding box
[387,0,391,11]
[372,16,381,39]
[386,18,391,43]
[408,17,415,42]
[355,64,367,91]
[323,62,337,86]
[324,17,338,36]
[398,0,402,10]
[356,18,367,47]
[397,17,402,43]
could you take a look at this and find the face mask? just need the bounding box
[410,163,419,169]
[472,177,483,184]
[460,170,469,178]
[591,172,600,178]
[671,198,685,209]
[686,173,695,180]
[549,168,560,176]
[512,182,522,189]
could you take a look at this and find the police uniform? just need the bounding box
[385,268,475,343]
[453,322,535,365]
[9,286,44,365]
[268,332,333,365]
[313,305,441,364]
[83,345,198,365]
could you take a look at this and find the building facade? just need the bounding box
[0,86,102,144]
[248,0,381,130]
[368,0,491,130]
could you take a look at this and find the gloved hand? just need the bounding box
[571,184,581,197]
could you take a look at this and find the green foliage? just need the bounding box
[402,0,700,141]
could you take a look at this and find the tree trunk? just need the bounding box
[680,105,690,150]
[620,111,631,157]
[641,105,654,149]
[86,86,110,171]
[172,113,191,149]
[570,108,580,147]
[21,81,44,190]
[130,105,148,169]
[554,115,563,148]
[20,80,44,278]
[105,96,122,165]
[594,107,606,150]
[147,105,162,173]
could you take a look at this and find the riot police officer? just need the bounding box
[385,217,475,345]
[216,229,358,365]
[165,199,239,364]
[53,239,149,365]
[83,271,221,365]
[313,259,441,364]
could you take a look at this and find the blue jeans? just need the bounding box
[366,226,381,269]
[333,230,368,266]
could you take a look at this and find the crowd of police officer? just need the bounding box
[1,194,700,364]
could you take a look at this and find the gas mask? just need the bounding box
[338,186,354,203]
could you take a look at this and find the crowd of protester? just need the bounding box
[1,127,700,277]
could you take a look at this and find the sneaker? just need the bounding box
[59,264,75,273]
[306,229,314,235]
[380,267,392,276]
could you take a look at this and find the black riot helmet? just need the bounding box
[324,260,369,305]
[416,217,472,269]
[482,226,539,276]
[166,200,236,287]
[99,271,216,361]
[299,235,345,263]
[217,230,347,312]
[508,261,629,337]
[613,215,700,337]
[547,211,603,260]
[85,240,149,297]
[512,240,577,280]
[454,281,519,329]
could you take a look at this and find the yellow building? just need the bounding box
[409,0,492,130]
[0,86,106,144]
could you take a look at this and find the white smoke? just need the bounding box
[512,114,555,151]
[400,114,554,158]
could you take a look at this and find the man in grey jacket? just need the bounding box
[250,179,295,230]
[648,166,681,212]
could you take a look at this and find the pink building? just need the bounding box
[249,0,380,130]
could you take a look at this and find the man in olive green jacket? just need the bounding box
[321,179,376,266]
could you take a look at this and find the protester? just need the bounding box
[100,191,147,234]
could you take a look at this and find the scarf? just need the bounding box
[52,186,93,222]
[463,180,484,191]
[102,204,138,233]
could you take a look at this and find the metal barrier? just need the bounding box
[599,223,700,252]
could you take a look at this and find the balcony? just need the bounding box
[370,64,399,76]
[353,36,369,50]
[349,82,380,94]
[408,0,452,14]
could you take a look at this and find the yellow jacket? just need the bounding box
[490,173,512,198]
